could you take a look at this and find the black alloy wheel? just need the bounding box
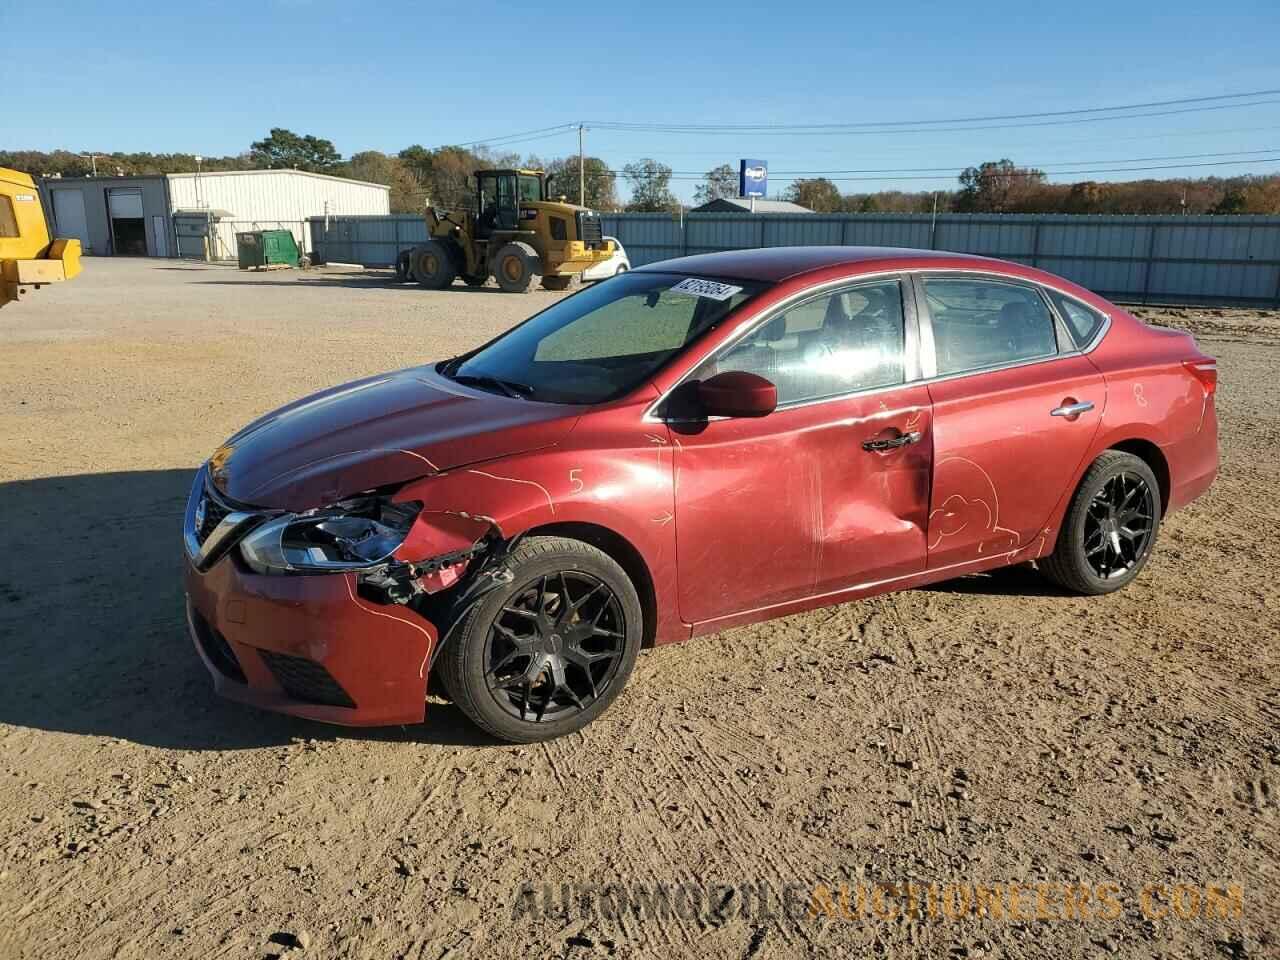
[1040,450,1162,595]
[485,571,626,724]
[1083,471,1156,580]
[436,536,642,742]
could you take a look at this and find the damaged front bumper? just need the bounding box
[185,559,437,726]
[182,466,506,727]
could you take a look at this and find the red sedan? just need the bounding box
[184,247,1219,742]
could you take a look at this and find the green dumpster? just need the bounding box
[236,229,301,270]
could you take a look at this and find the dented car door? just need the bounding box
[670,276,932,625]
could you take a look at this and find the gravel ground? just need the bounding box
[1,259,1277,960]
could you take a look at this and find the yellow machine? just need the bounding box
[0,168,82,308]
[397,168,614,293]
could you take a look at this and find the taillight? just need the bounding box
[1183,359,1217,397]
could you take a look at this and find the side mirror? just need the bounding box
[696,371,777,418]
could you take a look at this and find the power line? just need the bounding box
[661,147,1280,177]
[594,122,1280,160]
[444,124,577,149]
[583,88,1280,132]
[584,97,1280,138]
[743,157,1280,185]
[576,156,1280,186]
[404,89,1280,154]
[579,150,1280,180]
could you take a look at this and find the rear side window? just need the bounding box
[1048,291,1106,347]
[0,196,18,238]
[923,278,1058,376]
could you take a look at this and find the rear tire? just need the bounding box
[413,240,457,290]
[493,242,540,293]
[436,536,642,742]
[614,264,628,276]
[540,274,575,291]
[1040,451,1161,595]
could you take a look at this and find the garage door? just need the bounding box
[108,189,147,255]
[107,190,144,219]
[51,189,89,250]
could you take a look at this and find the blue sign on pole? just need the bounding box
[739,159,768,198]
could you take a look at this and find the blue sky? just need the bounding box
[7,0,1280,201]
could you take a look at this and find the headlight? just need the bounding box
[239,496,422,575]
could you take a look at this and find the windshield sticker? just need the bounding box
[670,277,744,301]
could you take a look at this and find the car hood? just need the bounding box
[208,365,583,510]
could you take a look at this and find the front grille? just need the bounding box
[190,607,247,683]
[197,493,231,544]
[577,212,603,249]
[259,650,357,709]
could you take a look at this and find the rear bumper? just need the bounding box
[185,555,437,727]
[1166,398,1219,514]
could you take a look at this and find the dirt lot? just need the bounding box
[1,259,1277,960]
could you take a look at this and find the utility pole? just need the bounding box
[577,124,586,207]
[79,154,100,177]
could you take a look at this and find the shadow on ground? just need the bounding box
[0,469,1067,750]
[0,469,499,750]
[195,275,510,292]
[921,562,1074,597]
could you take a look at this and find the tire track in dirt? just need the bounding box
[666,718,819,951]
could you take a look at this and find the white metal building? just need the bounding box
[40,169,390,260]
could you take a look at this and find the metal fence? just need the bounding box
[309,212,1280,306]
[309,215,429,269]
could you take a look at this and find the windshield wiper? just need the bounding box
[451,373,536,400]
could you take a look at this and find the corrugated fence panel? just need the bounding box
[599,214,682,266]
[310,212,1280,304]
[846,217,933,248]
[764,215,846,247]
[687,216,764,255]
[310,215,427,266]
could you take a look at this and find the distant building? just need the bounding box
[37,168,390,260]
[691,197,813,214]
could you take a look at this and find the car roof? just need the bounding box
[634,245,1000,283]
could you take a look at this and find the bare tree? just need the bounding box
[782,178,844,212]
[955,159,1046,212]
[623,159,680,212]
[693,164,738,205]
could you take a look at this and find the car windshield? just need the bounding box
[443,272,766,404]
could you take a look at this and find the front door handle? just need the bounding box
[862,430,922,452]
[1050,400,1095,418]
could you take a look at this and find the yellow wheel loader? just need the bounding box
[397,169,614,293]
[1,168,82,309]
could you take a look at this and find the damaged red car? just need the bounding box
[184,247,1219,742]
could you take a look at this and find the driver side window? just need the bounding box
[697,279,906,405]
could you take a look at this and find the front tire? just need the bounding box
[1040,451,1161,595]
[413,240,457,289]
[492,242,540,293]
[436,537,642,742]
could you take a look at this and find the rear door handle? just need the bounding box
[1050,400,1094,418]
[862,430,922,452]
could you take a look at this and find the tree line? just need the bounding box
[5,132,1278,215]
